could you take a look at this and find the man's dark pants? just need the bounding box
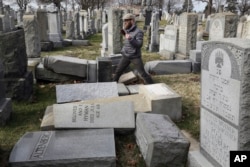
[113,56,154,84]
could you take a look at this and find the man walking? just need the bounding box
[113,13,154,84]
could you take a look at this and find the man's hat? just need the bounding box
[122,13,135,20]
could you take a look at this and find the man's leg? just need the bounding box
[131,58,154,84]
[113,56,131,82]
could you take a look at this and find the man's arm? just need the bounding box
[127,31,144,48]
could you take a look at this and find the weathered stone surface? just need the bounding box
[35,63,82,82]
[56,82,118,103]
[2,71,33,101]
[127,85,141,95]
[0,29,27,78]
[72,40,89,46]
[87,60,97,83]
[0,98,12,126]
[159,25,178,53]
[139,83,182,120]
[209,13,237,40]
[177,13,198,58]
[145,60,192,75]
[40,105,54,131]
[189,50,201,62]
[36,8,49,42]
[23,15,41,58]
[9,129,116,167]
[43,55,88,78]
[108,9,123,54]
[118,71,138,84]
[97,57,112,82]
[199,38,250,167]
[135,113,190,167]
[53,101,135,129]
[117,83,129,96]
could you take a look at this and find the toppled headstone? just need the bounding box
[145,60,192,75]
[139,83,182,121]
[56,82,118,103]
[9,129,116,167]
[43,55,88,78]
[35,63,83,82]
[118,71,138,84]
[53,101,135,129]
[117,83,129,96]
[135,113,190,167]
[40,105,54,130]
[127,84,141,95]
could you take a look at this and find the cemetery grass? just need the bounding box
[0,21,200,167]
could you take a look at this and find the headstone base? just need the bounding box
[149,44,159,52]
[175,53,188,60]
[2,72,33,101]
[187,151,214,167]
[0,98,12,126]
[159,50,175,60]
[41,41,54,51]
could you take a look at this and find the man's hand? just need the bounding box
[125,34,131,40]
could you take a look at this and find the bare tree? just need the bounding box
[38,0,64,9]
[16,0,31,10]
[237,0,250,15]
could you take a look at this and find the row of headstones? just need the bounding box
[9,82,190,167]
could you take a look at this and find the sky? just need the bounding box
[2,0,208,12]
[193,1,207,12]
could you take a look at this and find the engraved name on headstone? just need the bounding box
[53,101,135,129]
[200,39,250,167]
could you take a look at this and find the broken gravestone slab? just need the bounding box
[9,129,116,167]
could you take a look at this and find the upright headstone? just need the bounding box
[47,8,63,47]
[195,38,250,167]
[9,129,116,167]
[108,8,123,55]
[23,15,41,58]
[159,25,178,59]
[73,11,81,39]
[95,9,102,33]
[236,16,246,38]
[56,82,118,103]
[87,60,97,83]
[97,57,113,82]
[241,18,250,39]
[0,29,33,100]
[36,7,49,42]
[177,12,198,59]
[209,12,237,40]
[0,0,3,14]
[17,9,24,25]
[149,12,159,52]
[65,19,74,39]
[101,23,108,57]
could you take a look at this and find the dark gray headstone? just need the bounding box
[97,57,112,82]
[135,113,190,167]
[9,129,116,167]
[56,82,118,103]
[53,101,135,129]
